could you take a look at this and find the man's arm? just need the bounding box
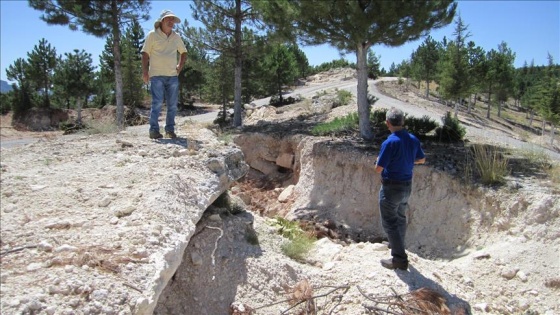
[414,157,426,165]
[177,52,187,74]
[141,52,150,84]
[374,157,383,173]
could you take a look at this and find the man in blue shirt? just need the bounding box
[375,107,426,270]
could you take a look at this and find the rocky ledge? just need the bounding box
[0,125,248,315]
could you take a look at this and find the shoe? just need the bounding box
[149,131,163,139]
[165,131,177,139]
[380,258,408,270]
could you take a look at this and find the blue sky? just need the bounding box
[1,1,559,83]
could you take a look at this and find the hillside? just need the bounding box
[0,69,559,315]
[1,80,13,93]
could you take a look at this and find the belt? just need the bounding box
[381,178,412,186]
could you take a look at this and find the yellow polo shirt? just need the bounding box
[142,28,187,77]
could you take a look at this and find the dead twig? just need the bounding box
[0,245,38,257]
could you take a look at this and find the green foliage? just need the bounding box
[435,112,466,142]
[121,19,145,108]
[367,50,381,79]
[52,49,95,115]
[309,59,354,75]
[269,95,298,107]
[472,144,509,185]
[311,112,359,136]
[262,43,299,103]
[405,115,438,136]
[0,92,13,114]
[269,217,315,261]
[370,108,388,125]
[287,43,310,78]
[26,38,57,108]
[411,35,441,97]
[335,89,353,107]
[29,0,151,128]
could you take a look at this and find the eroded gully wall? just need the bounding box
[236,134,487,258]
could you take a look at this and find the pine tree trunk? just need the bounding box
[233,0,243,127]
[454,99,459,118]
[76,98,82,126]
[529,111,534,127]
[425,80,429,100]
[498,100,502,118]
[356,44,372,140]
[111,0,124,129]
[551,124,556,146]
[486,91,492,119]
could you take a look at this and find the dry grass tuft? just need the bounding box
[409,287,451,314]
[283,279,315,314]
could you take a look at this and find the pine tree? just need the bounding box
[187,0,263,127]
[413,35,441,99]
[29,0,150,129]
[26,38,57,108]
[6,58,34,117]
[255,0,456,140]
[287,44,310,79]
[262,44,298,104]
[52,49,95,124]
[367,49,381,80]
[121,19,145,108]
[438,16,470,118]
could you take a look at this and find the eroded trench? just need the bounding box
[230,132,485,257]
[153,132,500,314]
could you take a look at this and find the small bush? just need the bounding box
[334,89,353,108]
[370,108,387,126]
[270,217,315,261]
[472,144,510,185]
[0,92,12,114]
[270,95,297,107]
[435,112,466,142]
[405,115,438,136]
[368,93,379,106]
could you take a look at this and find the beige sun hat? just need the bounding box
[154,10,181,29]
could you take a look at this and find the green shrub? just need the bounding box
[270,217,315,261]
[472,144,509,185]
[370,108,387,126]
[0,92,12,114]
[269,95,297,107]
[435,112,466,142]
[334,89,353,108]
[311,112,359,136]
[405,115,438,136]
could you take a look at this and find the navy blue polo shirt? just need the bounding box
[377,129,425,181]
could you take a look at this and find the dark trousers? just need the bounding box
[379,181,412,264]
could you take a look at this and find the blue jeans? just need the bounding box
[379,182,412,264]
[149,76,179,133]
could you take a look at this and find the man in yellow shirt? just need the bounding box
[142,10,188,139]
